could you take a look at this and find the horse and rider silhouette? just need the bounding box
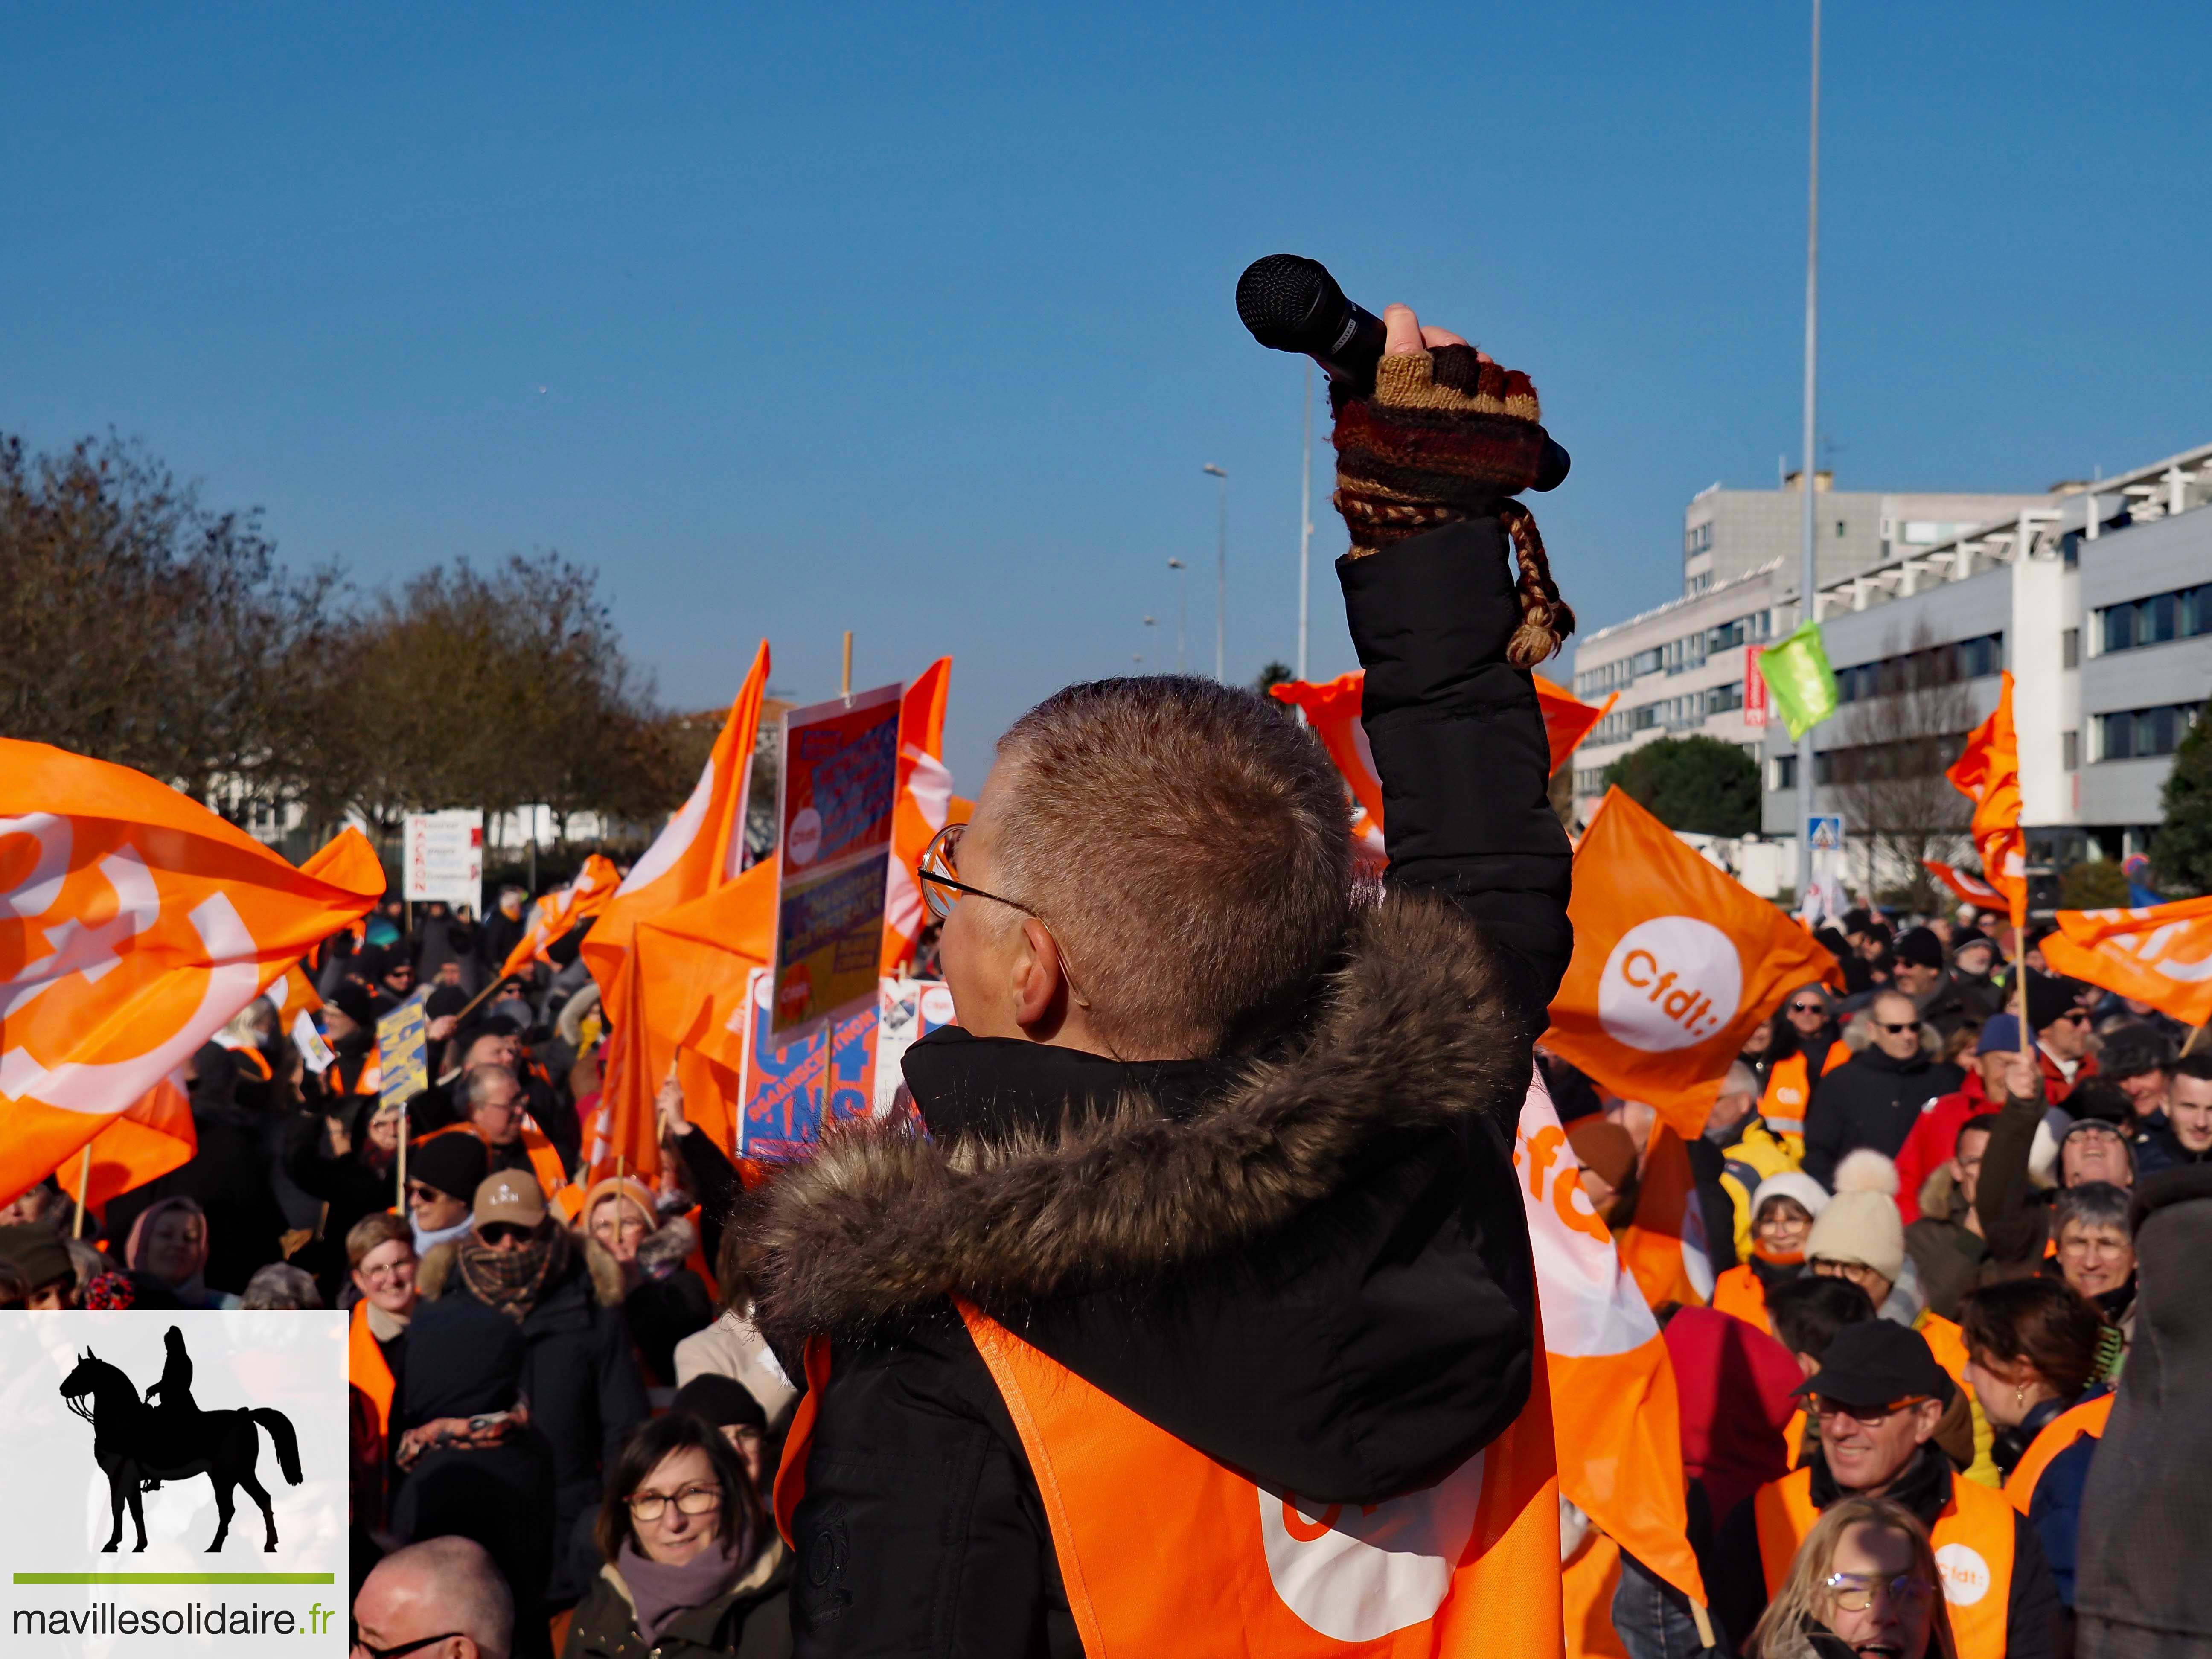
[61,1327,302,1554]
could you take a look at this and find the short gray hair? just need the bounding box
[989,675,1352,1056]
[2053,1180,2131,1237]
[461,1065,521,1115]
[359,1537,513,1659]
[1723,1061,1760,1098]
[240,1263,323,1311]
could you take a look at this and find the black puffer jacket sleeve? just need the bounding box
[1339,518,1574,1023]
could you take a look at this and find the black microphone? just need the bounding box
[1235,253,1570,492]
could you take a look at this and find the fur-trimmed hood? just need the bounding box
[748,890,1534,1346]
[418,1230,627,1311]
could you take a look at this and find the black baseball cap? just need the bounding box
[1793,1319,1953,1408]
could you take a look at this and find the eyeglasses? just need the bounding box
[626,1481,722,1522]
[2055,1010,2091,1025]
[915,824,1093,1010]
[353,1633,465,1659]
[1875,1020,1918,1035]
[1823,1572,1936,1613]
[404,1184,448,1204]
[1812,1394,1929,1425]
[477,1222,535,1247]
[1787,1001,1826,1015]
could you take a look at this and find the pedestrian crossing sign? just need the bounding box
[1807,815,1845,853]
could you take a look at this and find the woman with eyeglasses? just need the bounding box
[1758,985,1851,1159]
[562,1412,790,1659]
[1746,1494,1955,1659]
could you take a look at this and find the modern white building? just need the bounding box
[1684,475,2055,595]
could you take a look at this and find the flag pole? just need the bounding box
[72,1147,91,1240]
[841,631,853,707]
[396,1106,409,1214]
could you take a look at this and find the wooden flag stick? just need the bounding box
[2183,1022,2207,1058]
[841,630,854,704]
[72,1146,91,1240]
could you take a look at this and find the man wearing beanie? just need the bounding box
[1894,1015,2030,1225]
[1802,990,1964,1188]
[2023,969,2098,1104]
[406,1133,488,1256]
[1711,1319,2059,1659]
[1889,925,1991,1038]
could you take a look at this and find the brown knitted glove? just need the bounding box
[1332,344,1575,668]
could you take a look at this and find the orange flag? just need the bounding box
[0,744,384,1207]
[2041,895,2212,1028]
[1515,1071,1707,1608]
[501,853,622,980]
[1543,788,1844,1139]
[582,641,771,1001]
[585,858,779,1179]
[1922,859,2006,912]
[1272,669,1612,864]
[1616,1126,1715,1310]
[1944,671,2027,934]
[880,658,954,975]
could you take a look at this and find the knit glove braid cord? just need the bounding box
[1331,345,1576,668]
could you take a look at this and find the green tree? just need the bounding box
[2059,860,2130,909]
[1604,735,1760,836]
[1252,661,1295,697]
[2151,713,2212,895]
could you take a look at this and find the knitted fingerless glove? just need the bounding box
[1332,345,1576,668]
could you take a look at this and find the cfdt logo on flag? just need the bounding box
[0,1311,348,1656]
[1596,917,1742,1051]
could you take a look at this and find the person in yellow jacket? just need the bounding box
[1711,1320,2060,1659]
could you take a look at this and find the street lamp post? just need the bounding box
[1796,0,1822,908]
[1298,360,1313,683]
[1203,463,1227,683]
[1166,559,1187,672]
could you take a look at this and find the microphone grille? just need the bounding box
[1236,255,1341,352]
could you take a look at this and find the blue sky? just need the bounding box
[6,3,2206,788]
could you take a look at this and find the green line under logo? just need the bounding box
[13,1573,334,1585]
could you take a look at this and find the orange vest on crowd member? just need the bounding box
[1710,1264,1773,1335]
[415,1117,572,1208]
[349,1300,396,1444]
[1758,1040,1851,1147]
[1754,1464,2015,1659]
[351,1042,383,1097]
[2005,1391,2113,1515]
[776,1308,1567,1659]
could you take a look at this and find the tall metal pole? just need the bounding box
[1796,0,1822,907]
[1204,464,1228,682]
[1167,558,1187,672]
[1297,361,1313,683]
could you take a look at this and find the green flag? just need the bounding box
[1760,620,1839,740]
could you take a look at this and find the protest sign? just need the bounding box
[401,809,483,912]
[770,683,901,1042]
[375,989,431,1111]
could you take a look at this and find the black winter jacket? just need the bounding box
[421,1235,651,1603]
[1802,1047,1965,1189]
[745,515,1571,1659]
[562,1541,794,1659]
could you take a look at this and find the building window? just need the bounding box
[2062,628,2080,669]
[1709,680,1745,715]
[2098,584,2212,654]
[1833,632,2005,704]
[2063,730,2079,771]
[1772,754,1798,791]
[1835,519,1847,538]
[2098,703,2201,762]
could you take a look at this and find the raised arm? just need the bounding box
[1333,305,1575,1020]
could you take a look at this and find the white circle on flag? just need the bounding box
[787,807,823,868]
[1257,1451,1485,1640]
[1596,917,1742,1053]
[1936,1543,1992,1606]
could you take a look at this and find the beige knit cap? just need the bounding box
[1804,1150,1905,1285]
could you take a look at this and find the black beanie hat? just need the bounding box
[2024,970,2083,1033]
[1893,927,1944,970]
[330,982,375,1028]
[409,1134,488,1202]
[671,1374,768,1435]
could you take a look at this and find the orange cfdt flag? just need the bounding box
[1944,671,2027,934]
[0,746,383,1207]
[1515,1072,1708,1609]
[1616,1125,1715,1310]
[1542,788,1844,1140]
[881,658,954,975]
[1922,859,2007,912]
[2042,895,2212,1029]
[581,641,771,1002]
[1272,669,1612,864]
[501,853,621,981]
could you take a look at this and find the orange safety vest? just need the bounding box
[1758,1040,1851,1141]
[1754,1465,2014,1659]
[1710,1265,1772,1335]
[2004,1392,2112,1514]
[415,1117,570,1204]
[349,1300,397,1440]
[777,1309,1566,1657]
[355,1042,384,1096]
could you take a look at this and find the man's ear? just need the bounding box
[1912,1397,1946,1444]
[1010,917,1067,1030]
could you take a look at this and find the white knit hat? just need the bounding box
[1750,1170,1831,1224]
[1803,1151,1906,1285]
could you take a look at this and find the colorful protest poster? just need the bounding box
[873,978,958,1116]
[771,683,902,1042]
[736,969,882,1161]
[375,989,431,1111]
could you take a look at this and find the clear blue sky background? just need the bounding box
[6,3,2206,789]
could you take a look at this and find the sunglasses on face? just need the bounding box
[1787,1001,1826,1015]
[2055,1010,2091,1025]
[1876,1020,1918,1035]
[477,1223,535,1247]
[1813,1394,1929,1425]
[405,1184,448,1204]
[353,1635,465,1659]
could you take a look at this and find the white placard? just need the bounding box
[401,809,483,911]
[0,1311,348,1656]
